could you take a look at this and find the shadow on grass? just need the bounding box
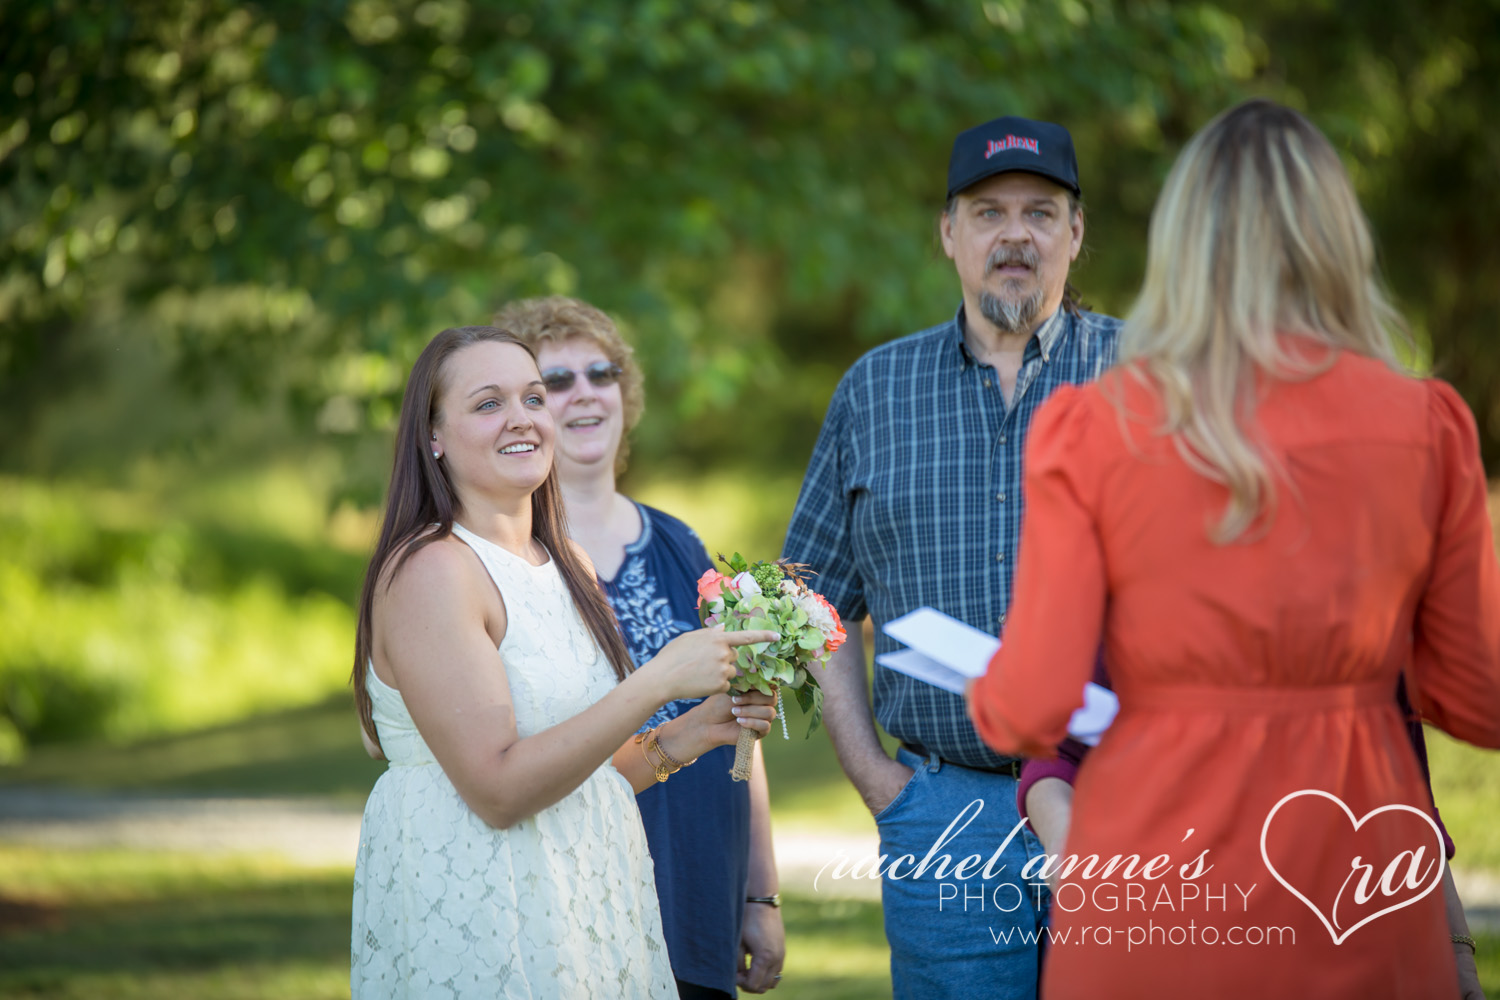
[0,851,352,1000]
[0,843,891,1000]
[0,695,385,805]
[2,846,1498,999]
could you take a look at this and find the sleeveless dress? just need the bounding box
[351,523,676,999]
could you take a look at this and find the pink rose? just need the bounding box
[696,569,733,609]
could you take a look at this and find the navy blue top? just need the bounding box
[603,501,751,994]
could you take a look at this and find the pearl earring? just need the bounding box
[432,451,441,459]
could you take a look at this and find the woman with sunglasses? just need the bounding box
[498,297,787,998]
[349,325,780,998]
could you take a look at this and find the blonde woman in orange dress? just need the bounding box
[968,100,1500,998]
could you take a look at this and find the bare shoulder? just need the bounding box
[374,531,507,662]
[379,533,490,612]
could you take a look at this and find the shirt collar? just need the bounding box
[953,302,1069,368]
[1033,306,1067,363]
[952,304,977,368]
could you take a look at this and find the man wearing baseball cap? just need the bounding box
[784,116,1121,999]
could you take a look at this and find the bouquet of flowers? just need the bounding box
[696,553,846,781]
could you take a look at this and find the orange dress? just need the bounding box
[969,347,1500,999]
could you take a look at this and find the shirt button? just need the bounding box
[999,434,1008,444]
[995,552,1005,563]
[983,378,993,388]
[996,493,1006,502]
[997,613,1006,626]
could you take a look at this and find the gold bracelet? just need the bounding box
[1452,933,1477,954]
[636,731,672,785]
[637,727,675,782]
[653,726,698,770]
[645,733,684,780]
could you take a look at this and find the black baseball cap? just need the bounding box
[946,116,1081,200]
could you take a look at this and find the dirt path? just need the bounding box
[0,787,882,898]
[3,787,1496,927]
[0,787,365,865]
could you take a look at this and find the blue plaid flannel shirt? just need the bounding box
[783,304,1121,769]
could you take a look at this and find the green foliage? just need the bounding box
[0,459,807,758]
[1,0,1497,815]
[14,0,1496,489]
[711,555,837,733]
[0,476,361,756]
[750,559,785,595]
[794,679,823,735]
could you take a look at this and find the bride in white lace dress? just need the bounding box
[349,326,778,999]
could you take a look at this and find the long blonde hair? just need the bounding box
[1121,99,1410,542]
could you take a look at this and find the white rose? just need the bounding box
[731,571,761,597]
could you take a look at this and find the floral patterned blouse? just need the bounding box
[601,501,751,995]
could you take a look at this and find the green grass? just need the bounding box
[1,844,1497,999]
[0,680,878,833]
[1,465,1496,998]
[0,677,1497,999]
[0,846,888,1000]
[777,896,892,1000]
[3,665,1494,856]
[0,847,358,1000]
[0,695,384,805]
[1427,727,1500,873]
[0,689,887,998]
[758,667,892,836]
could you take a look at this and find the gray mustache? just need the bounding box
[987,245,1040,272]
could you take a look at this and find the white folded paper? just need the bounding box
[875,606,1119,747]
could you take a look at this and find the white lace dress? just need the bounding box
[351,524,676,999]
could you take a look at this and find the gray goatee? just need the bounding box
[979,244,1044,333]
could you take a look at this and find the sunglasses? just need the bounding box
[540,361,623,392]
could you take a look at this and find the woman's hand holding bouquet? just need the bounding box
[696,554,847,781]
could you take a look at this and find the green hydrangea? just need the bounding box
[750,561,785,595]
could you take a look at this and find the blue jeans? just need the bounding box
[875,746,1050,1000]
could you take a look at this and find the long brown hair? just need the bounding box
[353,325,635,751]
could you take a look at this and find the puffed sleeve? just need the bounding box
[782,376,868,621]
[1408,380,1500,747]
[968,384,1107,758]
